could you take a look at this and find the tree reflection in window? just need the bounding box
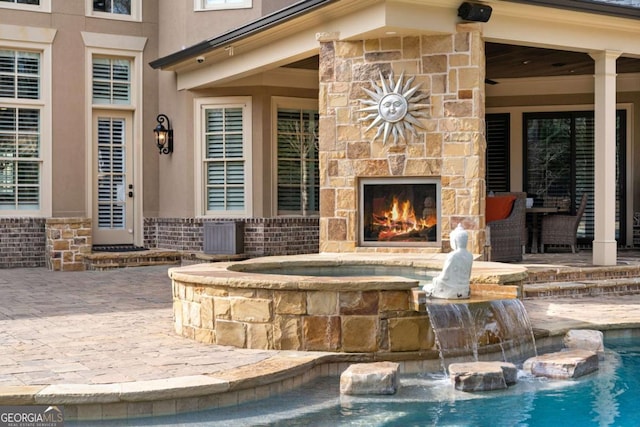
[93,0,130,15]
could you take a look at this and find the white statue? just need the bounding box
[423,224,472,299]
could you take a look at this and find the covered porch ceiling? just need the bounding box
[283,44,640,81]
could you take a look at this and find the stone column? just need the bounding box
[317,31,346,253]
[317,22,486,255]
[451,23,486,255]
[45,218,92,271]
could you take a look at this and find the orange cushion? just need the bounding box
[486,195,516,223]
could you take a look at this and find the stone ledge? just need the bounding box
[118,376,230,401]
[84,249,181,261]
[523,349,599,379]
[84,250,182,270]
[448,361,517,392]
[564,329,604,359]
[526,265,640,284]
[524,278,640,298]
[340,362,399,395]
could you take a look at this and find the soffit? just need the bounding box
[162,0,381,74]
[172,0,463,89]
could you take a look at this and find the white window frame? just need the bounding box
[0,39,53,217]
[271,96,319,217]
[0,0,50,13]
[194,0,252,11]
[195,96,253,218]
[85,0,141,22]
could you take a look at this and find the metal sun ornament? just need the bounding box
[359,71,429,145]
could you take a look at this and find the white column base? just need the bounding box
[592,240,617,266]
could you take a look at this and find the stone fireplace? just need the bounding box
[318,23,486,255]
[360,177,440,247]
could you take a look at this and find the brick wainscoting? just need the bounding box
[144,217,319,257]
[0,217,319,270]
[0,218,46,268]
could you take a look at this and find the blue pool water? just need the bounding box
[75,336,640,427]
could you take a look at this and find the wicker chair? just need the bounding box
[486,192,526,262]
[540,193,588,253]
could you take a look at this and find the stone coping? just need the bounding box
[84,249,181,261]
[2,326,639,421]
[168,252,529,290]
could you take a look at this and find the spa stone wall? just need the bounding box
[172,278,435,354]
[318,23,486,255]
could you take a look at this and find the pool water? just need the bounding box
[252,264,437,282]
[75,336,640,427]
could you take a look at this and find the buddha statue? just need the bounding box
[423,223,472,299]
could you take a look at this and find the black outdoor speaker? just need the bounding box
[457,2,492,22]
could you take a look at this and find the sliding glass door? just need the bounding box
[523,110,626,245]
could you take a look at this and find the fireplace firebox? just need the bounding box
[360,178,440,247]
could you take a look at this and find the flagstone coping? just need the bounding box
[2,325,639,421]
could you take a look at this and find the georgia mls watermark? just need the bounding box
[0,406,64,427]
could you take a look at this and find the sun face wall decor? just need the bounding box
[358,71,430,145]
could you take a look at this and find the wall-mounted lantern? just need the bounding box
[154,114,173,155]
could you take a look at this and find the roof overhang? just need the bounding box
[151,0,461,90]
[484,0,640,56]
[151,0,640,91]
[503,0,640,20]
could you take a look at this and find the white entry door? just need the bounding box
[92,111,134,245]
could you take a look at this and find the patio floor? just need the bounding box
[1,250,640,421]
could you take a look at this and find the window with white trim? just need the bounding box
[273,98,319,216]
[196,97,252,217]
[92,57,131,105]
[194,0,252,11]
[0,49,42,211]
[86,0,141,21]
[0,0,50,12]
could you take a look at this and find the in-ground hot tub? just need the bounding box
[169,253,527,356]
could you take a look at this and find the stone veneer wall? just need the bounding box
[45,218,92,271]
[172,278,434,353]
[318,23,486,255]
[0,218,46,268]
[144,217,319,256]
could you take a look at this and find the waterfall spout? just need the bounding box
[426,299,537,369]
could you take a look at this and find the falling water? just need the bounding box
[426,299,537,368]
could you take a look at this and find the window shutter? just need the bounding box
[574,113,595,239]
[0,107,40,210]
[204,106,245,212]
[485,113,510,193]
[0,49,40,100]
[96,117,125,229]
[92,58,131,105]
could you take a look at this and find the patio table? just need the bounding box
[526,207,558,253]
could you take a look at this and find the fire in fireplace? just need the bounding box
[360,178,440,246]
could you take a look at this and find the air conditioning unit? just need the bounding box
[203,221,244,255]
